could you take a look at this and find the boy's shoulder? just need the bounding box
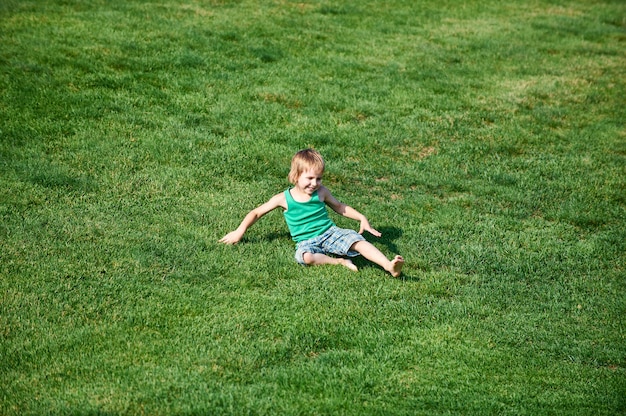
[269,191,287,200]
[269,191,288,209]
[316,185,333,201]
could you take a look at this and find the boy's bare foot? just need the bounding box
[388,255,405,277]
[341,259,359,272]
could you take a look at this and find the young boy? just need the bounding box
[219,149,404,277]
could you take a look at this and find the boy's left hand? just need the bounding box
[359,220,382,237]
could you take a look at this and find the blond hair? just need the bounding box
[288,148,325,184]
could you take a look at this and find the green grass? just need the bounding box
[1,0,625,414]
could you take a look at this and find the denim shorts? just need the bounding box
[295,226,365,265]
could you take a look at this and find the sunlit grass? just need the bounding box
[1,0,624,414]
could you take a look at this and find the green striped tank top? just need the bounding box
[283,189,335,242]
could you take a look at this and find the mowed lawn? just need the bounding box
[1,0,624,414]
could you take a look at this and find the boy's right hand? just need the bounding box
[219,230,243,245]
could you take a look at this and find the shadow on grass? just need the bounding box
[370,226,403,253]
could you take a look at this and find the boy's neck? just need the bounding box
[290,186,314,202]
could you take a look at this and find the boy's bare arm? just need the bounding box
[319,186,382,237]
[219,193,286,244]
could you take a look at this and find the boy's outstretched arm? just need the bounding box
[219,193,286,245]
[318,186,382,237]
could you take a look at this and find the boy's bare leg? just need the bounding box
[351,241,404,277]
[303,252,359,272]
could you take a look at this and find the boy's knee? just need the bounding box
[350,240,366,251]
[302,252,314,265]
[295,250,311,265]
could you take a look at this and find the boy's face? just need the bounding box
[296,168,323,195]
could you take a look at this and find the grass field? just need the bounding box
[1,0,625,414]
